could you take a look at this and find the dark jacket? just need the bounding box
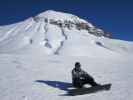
[72,68,93,87]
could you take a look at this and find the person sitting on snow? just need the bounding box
[72,62,99,88]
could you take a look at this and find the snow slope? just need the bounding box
[0,10,132,55]
[0,54,133,100]
[0,10,133,100]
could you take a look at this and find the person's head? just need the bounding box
[75,62,81,71]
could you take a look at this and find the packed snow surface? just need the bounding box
[0,10,133,100]
[0,54,133,100]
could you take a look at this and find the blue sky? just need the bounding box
[0,0,133,41]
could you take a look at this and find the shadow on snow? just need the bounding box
[35,80,72,91]
[35,80,111,96]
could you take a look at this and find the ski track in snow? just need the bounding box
[54,27,67,54]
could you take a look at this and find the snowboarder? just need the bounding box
[72,62,99,88]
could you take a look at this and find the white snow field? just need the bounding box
[0,10,133,100]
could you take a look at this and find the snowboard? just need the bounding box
[67,83,112,96]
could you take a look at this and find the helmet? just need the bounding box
[75,62,81,68]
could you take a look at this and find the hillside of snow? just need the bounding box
[0,10,133,100]
[0,54,133,100]
[0,10,132,56]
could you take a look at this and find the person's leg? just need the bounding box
[72,78,83,88]
[84,76,99,87]
[88,79,98,86]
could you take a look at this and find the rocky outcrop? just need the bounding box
[33,15,111,38]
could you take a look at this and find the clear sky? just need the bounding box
[0,0,133,41]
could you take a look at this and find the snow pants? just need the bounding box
[72,75,98,88]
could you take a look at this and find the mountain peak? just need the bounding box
[33,10,96,28]
[32,10,111,38]
[0,10,116,54]
[35,10,87,23]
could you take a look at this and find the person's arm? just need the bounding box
[72,69,80,79]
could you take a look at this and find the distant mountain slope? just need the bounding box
[0,10,132,56]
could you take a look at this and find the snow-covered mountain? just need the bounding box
[0,10,133,100]
[0,10,133,56]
